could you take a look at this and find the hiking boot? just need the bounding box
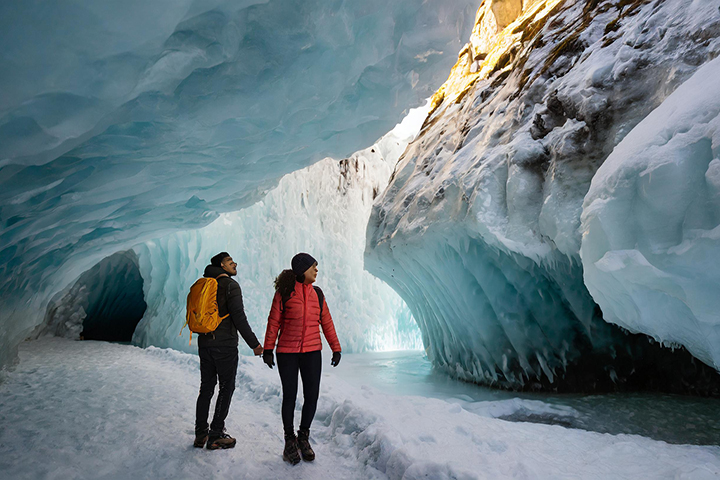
[193,430,208,448]
[297,428,315,462]
[283,433,301,465]
[206,431,236,450]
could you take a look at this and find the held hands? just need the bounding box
[253,345,264,356]
[331,351,341,367]
[263,350,275,369]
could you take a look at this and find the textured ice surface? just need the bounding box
[581,55,720,370]
[0,0,477,368]
[132,107,429,354]
[366,0,720,387]
[2,338,720,479]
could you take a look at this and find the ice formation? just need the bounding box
[132,108,429,354]
[581,55,720,370]
[3,0,720,395]
[0,0,477,368]
[366,0,720,388]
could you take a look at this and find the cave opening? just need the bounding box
[42,250,147,343]
[80,251,147,342]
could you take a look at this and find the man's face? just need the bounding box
[303,262,318,284]
[221,256,238,276]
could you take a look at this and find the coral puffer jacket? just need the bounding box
[263,281,341,353]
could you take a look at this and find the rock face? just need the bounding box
[491,0,525,30]
[366,0,720,391]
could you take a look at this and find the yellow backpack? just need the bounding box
[181,275,230,344]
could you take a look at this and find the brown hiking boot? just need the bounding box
[193,431,208,448]
[297,428,315,461]
[283,433,301,465]
[206,431,236,450]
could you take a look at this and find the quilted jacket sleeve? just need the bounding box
[226,280,260,349]
[263,291,283,351]
[319,297,341,353]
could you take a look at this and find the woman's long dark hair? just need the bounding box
[274,269,297,298]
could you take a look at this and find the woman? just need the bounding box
[262,253,342,464]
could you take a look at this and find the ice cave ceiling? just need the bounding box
[0,0,476,367]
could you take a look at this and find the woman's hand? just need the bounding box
[331,351,341,367]
[263,350,275,369]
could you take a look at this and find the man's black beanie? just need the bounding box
[291,253,317,276]
[211,252,230,267]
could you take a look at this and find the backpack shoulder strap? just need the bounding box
[280,291,292,312]
[313,286,324,318]
[216,274,231,324]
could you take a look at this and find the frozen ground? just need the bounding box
[1,338,719,479]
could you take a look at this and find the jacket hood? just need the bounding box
[204,265,232,278]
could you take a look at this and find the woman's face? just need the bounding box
[303,262,318,284]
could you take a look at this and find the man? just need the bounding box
[194,252,264,450]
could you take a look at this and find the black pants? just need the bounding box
[277,350,322,436]
[195,346,238,435]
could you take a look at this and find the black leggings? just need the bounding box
[277,350,322,435]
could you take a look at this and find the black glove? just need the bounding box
[263,350,275,369]
[331,351,341,367]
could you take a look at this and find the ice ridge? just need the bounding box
[366,0,720,389]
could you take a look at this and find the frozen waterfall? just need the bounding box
[131,103,430,354]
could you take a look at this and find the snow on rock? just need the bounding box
[1,337,719,479]
[0,0,478,369]
[131,108,429,354]
[580,55,720,370]
[366,0,720,388]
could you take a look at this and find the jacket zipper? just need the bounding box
[300,284,307,352]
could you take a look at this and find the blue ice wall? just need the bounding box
[0,0,476,368]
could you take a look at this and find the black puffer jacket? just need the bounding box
[197,265,260,350]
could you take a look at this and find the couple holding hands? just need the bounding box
[191,251,341,465]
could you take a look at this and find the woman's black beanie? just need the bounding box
[291,253,317,276]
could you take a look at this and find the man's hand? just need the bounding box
[263,350,275,369]
[331,351,341,367]
[253,345,264,356]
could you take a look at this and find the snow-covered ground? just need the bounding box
[2,338,719,479]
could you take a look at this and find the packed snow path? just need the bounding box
[2,338,720,479]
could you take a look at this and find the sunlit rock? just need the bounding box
[491,0,524,29]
